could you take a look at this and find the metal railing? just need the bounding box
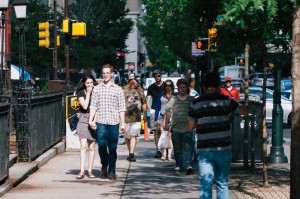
[0,103,10,182]
[14,88,65,162]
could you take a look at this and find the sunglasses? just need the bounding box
[225,81,231,83]
[154,74,161,78]
[165,84,173,87]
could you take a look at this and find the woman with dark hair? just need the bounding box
[75,75,98,179]
[154,79,175,161]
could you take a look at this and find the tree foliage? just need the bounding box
[69,0,133,72]
[10,0,55,78]
[140,0,294,75]
[10,0,133,78]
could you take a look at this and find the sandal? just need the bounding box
[168,157,173,161]
[161,155,166,161]
[87,172,95,178]
[76,172,85,179]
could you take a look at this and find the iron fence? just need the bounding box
[14,88,65,162]
[0,103,9,182]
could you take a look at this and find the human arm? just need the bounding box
[119,87,126,133]
[89,109,97,130]
[119,111,125,133]
[77,87,92,110]
[146,95,152,112]
[187,119,196,132]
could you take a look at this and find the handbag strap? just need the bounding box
[224,87,233,98]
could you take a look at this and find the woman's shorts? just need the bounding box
[124,122,141,139]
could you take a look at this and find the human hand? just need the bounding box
[119,123,125,133]
[86,86,93,93]
[89,121,96,131]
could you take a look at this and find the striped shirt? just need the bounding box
[90,82,126,125]
[188,93,238,151]
[165,95,194,133]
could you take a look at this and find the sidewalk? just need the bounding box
[0,140,290,199]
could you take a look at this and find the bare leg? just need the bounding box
[79,138,87,172]
[153,130,161,150]
[168,139,173,160]
[87,140,95,173]
[125,138,130,151]
[129,136,137,153]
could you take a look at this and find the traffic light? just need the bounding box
[208,28,217,52]
[197,39,202,49]
[72,22,86,37]
[38,22,50,48]
[56,36,60,47]
[239,58,245,66]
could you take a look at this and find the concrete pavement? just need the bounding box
[0,139,290,199]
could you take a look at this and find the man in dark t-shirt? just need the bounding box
[146,69,164,158]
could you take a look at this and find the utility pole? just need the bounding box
[53,0,57,80]
[65,0,69,82]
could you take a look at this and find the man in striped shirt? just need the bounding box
[188,72,239,199]
[89,64,126,181]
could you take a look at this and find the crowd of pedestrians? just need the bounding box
[72,65,242,199]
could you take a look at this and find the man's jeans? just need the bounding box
[171,131,193,170]
[96,123,119,175]
[198,149,231,199]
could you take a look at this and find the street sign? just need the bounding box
[191,42,205,57]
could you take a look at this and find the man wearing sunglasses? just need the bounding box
[147,69,164,158]
[220,76,240,100]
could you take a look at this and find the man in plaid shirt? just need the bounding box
[89,64,126,180]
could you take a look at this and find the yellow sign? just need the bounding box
[66,96,80,119]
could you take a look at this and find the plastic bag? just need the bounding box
[158,131,171,149]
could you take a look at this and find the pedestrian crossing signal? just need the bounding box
[197,40,202,49]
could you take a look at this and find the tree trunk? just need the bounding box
[291,5,300,198]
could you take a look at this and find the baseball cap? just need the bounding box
[225,77,232,81]
[152,69,161,76]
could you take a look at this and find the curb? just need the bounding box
[0,141,65,197]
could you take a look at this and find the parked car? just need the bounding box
[248,87,292,125]
[281,89,292,101]
[281,79,292,90]
[250,73,274,88]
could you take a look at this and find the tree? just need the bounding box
[10,0,56,79]
[291,1,300,198]
[69,0,133,72]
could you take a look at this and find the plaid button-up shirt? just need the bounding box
[90,82,126,125]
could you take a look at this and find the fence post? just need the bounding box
[15,88,31,162]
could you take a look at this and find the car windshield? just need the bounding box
[281,92,291,99]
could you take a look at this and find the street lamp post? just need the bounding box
[267,54,288,164]
[0,0,10,95]
[13,0,29,87]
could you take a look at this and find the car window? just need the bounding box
[249,89,273,100]
[257,74,273,78]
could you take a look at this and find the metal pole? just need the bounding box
[21,26,24,86]
[267,57,288,164]
[0,11,5,94]
[18,27,21,87]
[53,0,58,80]
[65,0,70,82]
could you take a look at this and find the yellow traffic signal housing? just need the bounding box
[208,28,217,52]
[72,22,86,37]
[39,22,50,48]
[63,19,70,33]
